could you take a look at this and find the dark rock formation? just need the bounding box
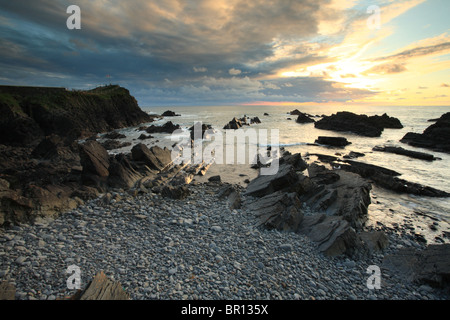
[373,145,437,161]
[246,191,304,232]
[338,160,449,197]
[161,185,190,200]
[145,121,181,134]
[301,164,372,230]
[223,117,245,130]
[189,122,213,140]
[131,144,173,172]
[161,110,180,117]
[79,141,110,178]
[245,164,301,197]
[296,113,315,124]
[314,111,403,137]
[0,85,153,146]
[382,244,450,289]
[315,136,351,147]
[100,139,131,151]
[400,112,450,153]
[299,214,359,257]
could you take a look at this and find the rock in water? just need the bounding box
[400,112,450,153]
[296,113,315,124]
[162,110,180,117]
[145,121,181,134]
[373,145,437,161]
[314,111,403,137]
[315,136,351,147]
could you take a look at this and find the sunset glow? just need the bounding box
[0,0,449,106]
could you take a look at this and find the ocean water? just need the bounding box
[111,104,450,244]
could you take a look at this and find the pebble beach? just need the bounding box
[0,181,447,301]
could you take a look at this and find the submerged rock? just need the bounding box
[373,145,437,161]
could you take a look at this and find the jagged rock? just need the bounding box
[296,113,315,123]
[245,164,300,197]
[131,144,172,172]
[400,112,450,153]
[79,140,110,177]
[145,121,181,134]
[279,151,308,171]
[300,164,372,230]
[382,244,450,289]
[373,145,437,161]
[314,111,403,137]
[251,116,261,124]
[74,271,130,300]
[108,154,143,188]
[315,136,351,147]
[246,191,303,232]
[299,214,359,257]
[223,117,244,130]
[189,122,213,140]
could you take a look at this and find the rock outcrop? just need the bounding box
[400,112,450,153]
[373,145,437,161]
[145,121,181,134]
[315,136,351,147]
[382,244,450,289]
[296,113,315,124]
[314,111,403,137]
[0,85,153,146]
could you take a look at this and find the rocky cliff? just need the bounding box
[0,85,152,146]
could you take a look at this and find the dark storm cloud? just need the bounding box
[0,0,374,105]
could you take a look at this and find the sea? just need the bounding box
[105,104,450,245]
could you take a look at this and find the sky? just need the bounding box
[0,0,449,107]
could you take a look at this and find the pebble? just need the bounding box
[0,183,446,301]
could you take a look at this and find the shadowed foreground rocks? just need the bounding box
[382,244,450,290]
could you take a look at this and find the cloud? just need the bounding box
[363,63,407,75]
[228,68,241,75]
[193,67,208,73]
[441,83,450,88]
